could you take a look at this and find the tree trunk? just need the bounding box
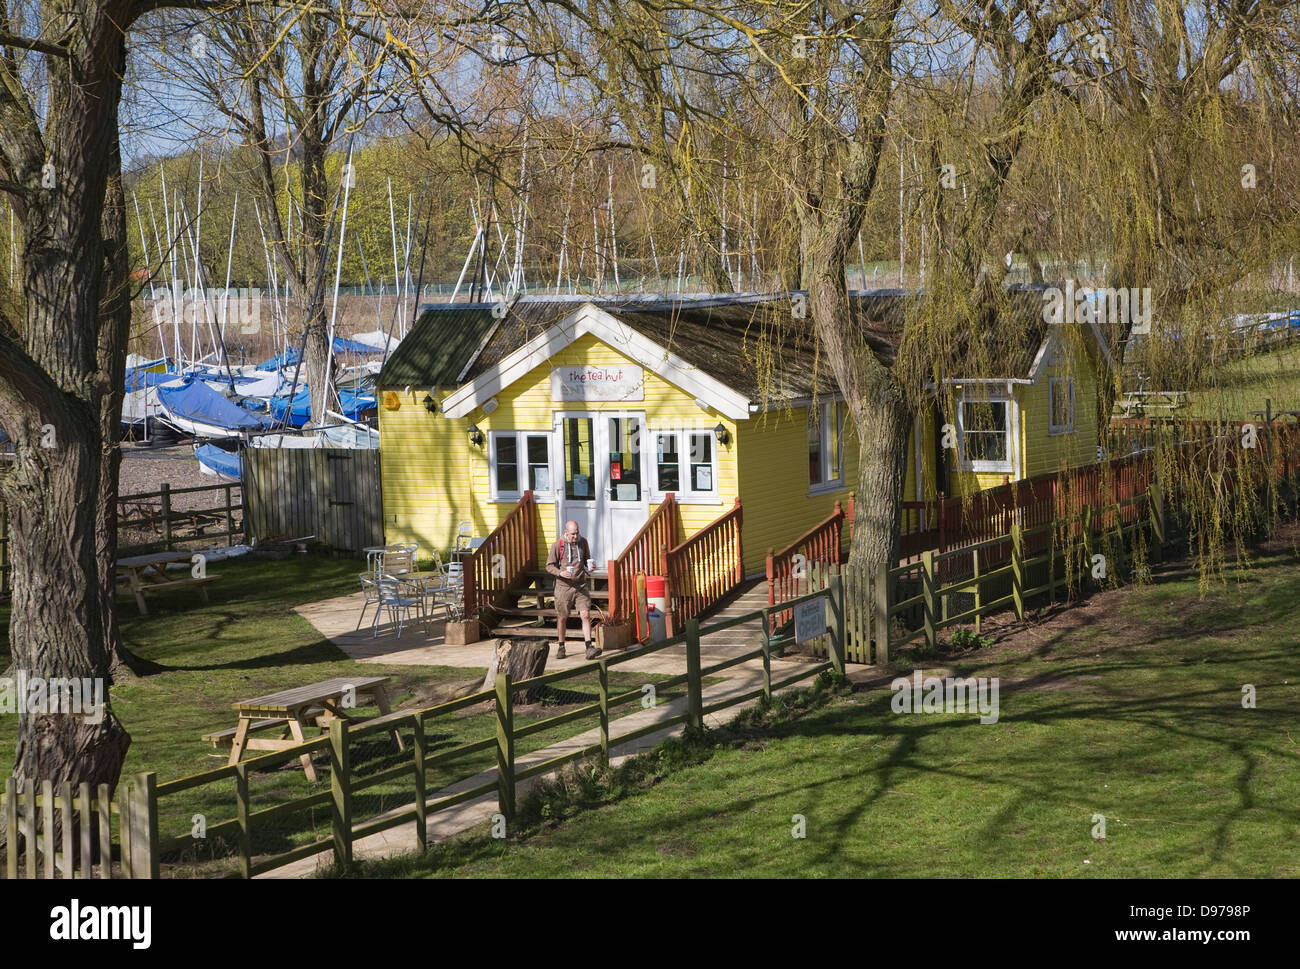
[481,639,550,705]
[0,0,134,806]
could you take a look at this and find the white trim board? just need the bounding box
[440,302,753,420]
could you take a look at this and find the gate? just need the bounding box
[243,447,382,554]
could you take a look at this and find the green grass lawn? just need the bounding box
[0,553,689,874]
[352,537,1300,878]
[1186,342,1300,420]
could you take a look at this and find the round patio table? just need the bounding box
[396,570,445,625]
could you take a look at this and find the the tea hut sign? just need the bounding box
[551,365,644,402]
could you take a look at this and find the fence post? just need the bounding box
[117,781,131,878]
[761,610,772,700]
[3,777,16,880]
[160,482,172,550]
[828,574,846,676]
[234,763,252,878]
[224,484,235,547]
[685,618,703,730]
[413,717,428,852]
[1011,523,1025,621]
[96,783,111,879]
[972,546,983,635]
[874,561,890,665]
[496,673,516,819]
[329,719,352,869]
[59,782,74,880]
[1148,484,1165,564]
[129,772,159,879]
[921,550,937,652]
[598,661,610,766]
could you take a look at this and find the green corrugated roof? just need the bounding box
[378,305,500,388]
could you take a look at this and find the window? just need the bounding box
[808,401,845,491]
[958,396,1014,473]
[1049,377,1074,434]
[490,431,553,500]
[652,429,717,500]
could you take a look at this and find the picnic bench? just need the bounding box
[207,676,404,782]
[116,550,221,615]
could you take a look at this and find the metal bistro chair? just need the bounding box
[433,558,466,622]
[355,571,381,631]
[385,544,416,576]
[453,522,474,556]
[373,573,422,639]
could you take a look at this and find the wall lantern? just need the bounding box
[423,393,438,414]
[713,423,730,446]
[468,424,484,447]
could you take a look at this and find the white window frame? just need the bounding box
[488,430,555,502]
[808,401,846,495]
[957,392,1016,474]
[648,428,721,504]
[1048,376,1075,435]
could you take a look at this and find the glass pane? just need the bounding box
[963,401,1007,462]
[526,435,550,492]
[495,436,518,493]
[609,417,641,501]
[563,418,595,501]
[689,433,714,492]
[656,433,680,492]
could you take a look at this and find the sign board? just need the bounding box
[794,595,828,644]
[551,365,644,402]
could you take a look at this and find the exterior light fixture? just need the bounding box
[468,424,484,447]
[713,423,730,446]
[423,394,437,414]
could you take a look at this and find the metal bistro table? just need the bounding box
[224,676,404,782]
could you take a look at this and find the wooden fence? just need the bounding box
[1,774,159,879]
[1,586,843,879]
[243,447,382,554]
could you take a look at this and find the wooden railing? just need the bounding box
[661,497,742,635]
[463,490,537,623]
[607,493,678,624]
[766,498,850,626]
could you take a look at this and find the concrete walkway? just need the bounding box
[263,582,833,877]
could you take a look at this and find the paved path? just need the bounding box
[263,580,838,877]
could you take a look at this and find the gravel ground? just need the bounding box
[118,439,243,547]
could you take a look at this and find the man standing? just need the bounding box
[545,520,602,660]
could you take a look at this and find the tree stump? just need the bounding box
[481,639,550,705]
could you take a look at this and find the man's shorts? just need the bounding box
[553,579,592,618]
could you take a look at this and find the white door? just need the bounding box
[555,412,648,564]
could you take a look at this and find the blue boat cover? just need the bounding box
[125,368,182,392]
[268,386,378,428]
[195,444,242,479]
[158,378,268,431]
[257,338,383,371]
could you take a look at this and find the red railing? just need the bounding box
[766,499,850,625]
[607,493,678,624]
[463,491,537,622]
[661,497,743,635]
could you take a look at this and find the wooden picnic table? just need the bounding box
[116,550,218,616]
[215,675,404,782]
